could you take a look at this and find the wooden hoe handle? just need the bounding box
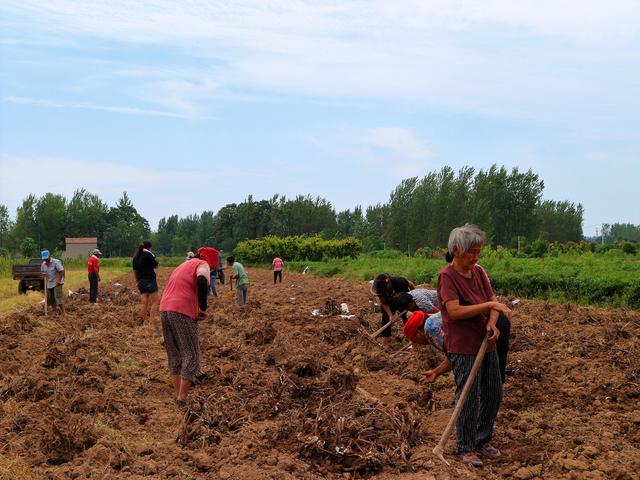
[370,309,408,339]
[433,331,490,465]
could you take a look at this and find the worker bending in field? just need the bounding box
[159,250,211,408]
[227,256,249,305]
[396,289,510,384]
[196,246,220,297]
[371,273,415,349]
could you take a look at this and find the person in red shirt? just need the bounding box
[437,224,511,468]
[87,248,102,303]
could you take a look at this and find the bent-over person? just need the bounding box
[159,252,210,407]
[371,273,415,349]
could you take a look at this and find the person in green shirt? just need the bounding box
[227,256,249,305]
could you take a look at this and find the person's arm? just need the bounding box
[56,262,65,284]
[445,298,507,321]
[378,294,393,319]
[229,265,236,291]
[489,294,511,319]
[196,263,210,318]
[408,280,416,290]
[423,357,452,383]
[486,308,500,342]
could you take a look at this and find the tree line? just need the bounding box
[0,190,150,258]
[1,164,636,259]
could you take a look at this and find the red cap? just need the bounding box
[403,311,426,342]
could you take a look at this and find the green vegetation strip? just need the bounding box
[282,251,640,308]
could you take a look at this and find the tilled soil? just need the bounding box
[0,267,639,479]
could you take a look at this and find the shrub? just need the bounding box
[234,236,363,263]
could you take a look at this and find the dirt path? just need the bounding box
[1,267,639,479]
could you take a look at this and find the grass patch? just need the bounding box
[0,267,128,315]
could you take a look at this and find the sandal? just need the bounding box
[478,444,501,458]
[175,399,187,408]
[458,452,483,468]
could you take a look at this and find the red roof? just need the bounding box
[65,237,98,244]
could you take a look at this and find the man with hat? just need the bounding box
[40,250,65,316]
[87,248,102,303]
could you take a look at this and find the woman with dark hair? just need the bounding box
[371,273,415,348]
[133,240,160,328]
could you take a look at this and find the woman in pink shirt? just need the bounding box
[159,250,213,407]
[272,256,284,284]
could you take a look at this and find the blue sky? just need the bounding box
[1,1,639,236]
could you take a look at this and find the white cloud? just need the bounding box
[1,0,638,122]
[357,127,429,160]
[308,126,429,179]
[1,96,188,118]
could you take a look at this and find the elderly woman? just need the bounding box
[438,224,511,468]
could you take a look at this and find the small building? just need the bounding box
[63,237,98,259]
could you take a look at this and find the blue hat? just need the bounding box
[41,250,50,260]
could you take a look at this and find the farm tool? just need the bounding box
[369,309,409,339]
[433,331,490,466]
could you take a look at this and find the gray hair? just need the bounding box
[448,224,487,255]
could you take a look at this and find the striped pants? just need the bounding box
[449,350,503,454]
[160,311,200,383]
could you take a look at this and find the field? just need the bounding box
[1,267,639,479]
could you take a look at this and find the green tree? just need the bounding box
[13,194,39,247]
[212,204,238,252]
[156,215,179,255]
[65,189,109,240]
[537,200,584,242]
[609,223,640,242]
[20,236,37,258]
[0,204,12,250]
[103,192,150,256]
[35,193,67,252]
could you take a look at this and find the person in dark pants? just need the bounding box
[438,224,512,468]
[495,313,511,383]
[133,240,160,328]
[87,248,102,303]
[371,273,415,349]
[272,256,284,284]
[217,253,225,285]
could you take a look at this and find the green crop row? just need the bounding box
[235,236,363,263]
[284,252,640,308]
